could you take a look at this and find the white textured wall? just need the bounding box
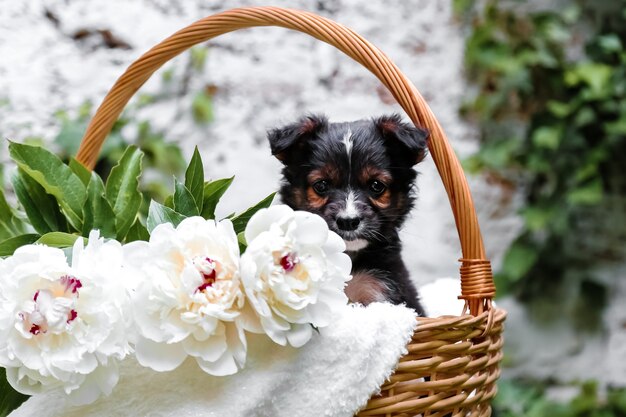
[2,0,510,285]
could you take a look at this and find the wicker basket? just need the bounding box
[74,7,506,417]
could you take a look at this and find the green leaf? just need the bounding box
[0,234,40,257]
[0,367,29,416]
[185,147,205,212]
[83,173,116,238]
[201,177,234,219]
[190,46,208,72]
[237,231,247,254]
[36,232,84,248]
[522,206,554,232]
[231,193,276,234]
[9,142,86,230]
[11,169,68,235]
[173,180,200,216]
[546,101,571,118]
[567,180,603,205]
[69,158,92,187]
[0,189,26,241]
[598,34,622,53]
[502,241,538,282]
[164,194,174,209]
[147,200,187,233]
[192,91,214,124]
[105,146,144,240]
[126,218,150,242]
[532,126,561,150]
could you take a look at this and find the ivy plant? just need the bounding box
[458,0,626,328]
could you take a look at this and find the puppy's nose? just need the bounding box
[337,216,361,231]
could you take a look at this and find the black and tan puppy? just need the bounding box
[267,114,428,315]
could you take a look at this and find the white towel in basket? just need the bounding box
[10,302,418,417]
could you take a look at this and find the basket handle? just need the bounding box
[75,6,495,316]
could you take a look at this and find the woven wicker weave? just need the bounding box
[75,7,506,416]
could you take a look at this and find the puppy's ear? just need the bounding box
[267,115,328,163]
[375,114,429,164]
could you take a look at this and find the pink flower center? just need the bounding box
[60,275,82,294]
[19,275,82,337]
[280,253,298,272]
[67,309,78,323]
[30,324,42,335]
[194,257,218,293]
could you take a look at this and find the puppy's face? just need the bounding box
[268,115,428,251]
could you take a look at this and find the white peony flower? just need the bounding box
[124,217,248,376]
[0,231,131,405]
[240,205,352,347]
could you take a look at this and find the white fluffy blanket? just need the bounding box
[10,302,418,417]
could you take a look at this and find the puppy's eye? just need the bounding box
[369,180,387,196]
[312,180,330,195]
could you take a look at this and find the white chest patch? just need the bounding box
[344,239,368,252]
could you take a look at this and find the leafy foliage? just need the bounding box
[458,0,626,327]
[493,380,626,417]
[0,368,28,417]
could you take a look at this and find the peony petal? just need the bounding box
[286,323,313,348]
[237,303,264,334]
[196,351,238,376]
[225,322,247,368]
[182,333,228,362]
[326,252,352,278]
[322,230,346,253]
[244,205,293,243]
[135,337,187,372]
[66,361,119,405]
[292,211,328,246]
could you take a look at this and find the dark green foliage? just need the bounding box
[459,0,626,327]
[0,368,28,417]
[493,380,626,417]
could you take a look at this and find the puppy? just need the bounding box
[267,114,428,315]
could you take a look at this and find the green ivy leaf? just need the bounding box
[68,158,92,187]
[0,367,29,417]
[201,177,234,220]
[185,147,205,212]
[567,179,603,205]
[0,234,40,257]
[532,126,561,150]
[11,169,68,235]
[502,241,539,283]
[147,200,187,233]
[36,232,84,248]
[192,91,214,124]
[231,193,276,234]
[126,219,150,243]
[83,173,116,238]
[598,34,622,52]
[9,142,86,231]
[173,180,200,216]
[105,146,144,240]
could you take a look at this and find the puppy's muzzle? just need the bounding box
[336,216,361,231]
